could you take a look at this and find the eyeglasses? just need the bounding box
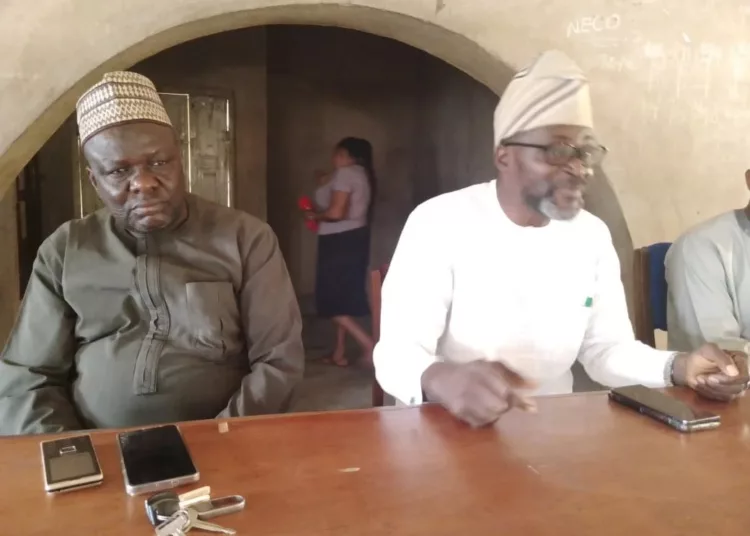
[501,141,608,168]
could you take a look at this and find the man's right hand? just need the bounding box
[421,360,537,427]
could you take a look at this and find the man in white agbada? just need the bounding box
[373,50,749,427]
[666,171,750,353]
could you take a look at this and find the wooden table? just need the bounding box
[1,391,749,535]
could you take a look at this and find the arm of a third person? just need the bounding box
[665,234,749,352]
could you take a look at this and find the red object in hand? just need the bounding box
[298,196,319,232]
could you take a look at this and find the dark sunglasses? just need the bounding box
[501,140,608,168]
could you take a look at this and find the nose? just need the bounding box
[129,166,159,193]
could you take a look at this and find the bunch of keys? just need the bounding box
[145,486,245,535]
[155,509,235,535]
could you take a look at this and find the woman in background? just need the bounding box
[306,137,376,367]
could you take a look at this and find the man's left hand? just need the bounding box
[672,344,750,401]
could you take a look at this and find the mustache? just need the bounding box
[127,199,169,210]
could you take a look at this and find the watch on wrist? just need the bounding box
[663,352,679,387]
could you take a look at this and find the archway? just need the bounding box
[0,4,511,190]
[0,3,634,345]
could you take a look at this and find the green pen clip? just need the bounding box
[584,297,593,308]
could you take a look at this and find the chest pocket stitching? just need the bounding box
[185,282,240,359]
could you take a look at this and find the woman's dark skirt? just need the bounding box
[315,226,371,318]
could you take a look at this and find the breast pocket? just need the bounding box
[536,282,597,350]
[185,282,242,360]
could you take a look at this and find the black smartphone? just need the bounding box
[41,434,104,493]
[609,384,721,432]
[117,424,199,496]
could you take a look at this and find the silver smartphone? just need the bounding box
[117,424,199,496]
[609,384,721,432]
[41,434,104,493]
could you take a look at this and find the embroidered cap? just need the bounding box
[76,71,172,145]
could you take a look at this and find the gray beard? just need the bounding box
[537,196,581,221]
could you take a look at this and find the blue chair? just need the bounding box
[633,242,672,347]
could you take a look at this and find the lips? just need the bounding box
[132,202,167,216]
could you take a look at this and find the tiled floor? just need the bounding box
[290,311,605,414]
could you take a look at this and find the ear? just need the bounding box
[494,145,510,171]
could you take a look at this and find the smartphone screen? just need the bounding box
[609,385,720,430]
[117,425,197,486]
